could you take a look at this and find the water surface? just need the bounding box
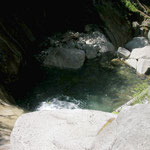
[16,60,149,112]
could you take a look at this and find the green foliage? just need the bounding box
[132,82,148,97]
[112,111,119,114]
[131,93,148,105]
[121,0,137,12]
[131,83,150,105]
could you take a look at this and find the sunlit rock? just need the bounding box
[125,59,137,69]
[92,104,150,150]
[137,58,150,75]
[117,47,130,59]
[130,46,150,59]
[10,109,116,150]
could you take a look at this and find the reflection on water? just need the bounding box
[15,60,149,112]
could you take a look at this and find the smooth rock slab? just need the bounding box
[137,58,150,75]
[43,48,85,69]
[10,109,116,150]
[125,37,149,51]
[92,104,150,150]
[130,46,150,59]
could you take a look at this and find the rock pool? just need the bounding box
[15,59,150,112]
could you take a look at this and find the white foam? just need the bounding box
[36,96,82,111]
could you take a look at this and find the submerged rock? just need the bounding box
[10,109,116,150]
[125,37,149,51]
[43,48,85,69]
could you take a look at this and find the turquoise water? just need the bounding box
[16,60,149,112]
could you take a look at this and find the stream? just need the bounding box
[15,59,149,112]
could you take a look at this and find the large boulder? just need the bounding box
[130,46,150,59]
[10,105,150,150]
[92,104,150,150]
[10,109,116,150]
[43,48,85,69]
[125,37,149,51]
[137,59,150,75]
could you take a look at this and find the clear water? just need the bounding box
[16,60,149,112]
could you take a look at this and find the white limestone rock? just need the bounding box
[92,104,150,150]
[137,58,150,75]
[10,109,116,150]
[125,59,137,69]
[11,104,150,150]
[117,47,130,58]
[130,46,150,59]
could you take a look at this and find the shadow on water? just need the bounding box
[12,60,149,112]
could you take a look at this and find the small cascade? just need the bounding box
[36,96,83,111]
